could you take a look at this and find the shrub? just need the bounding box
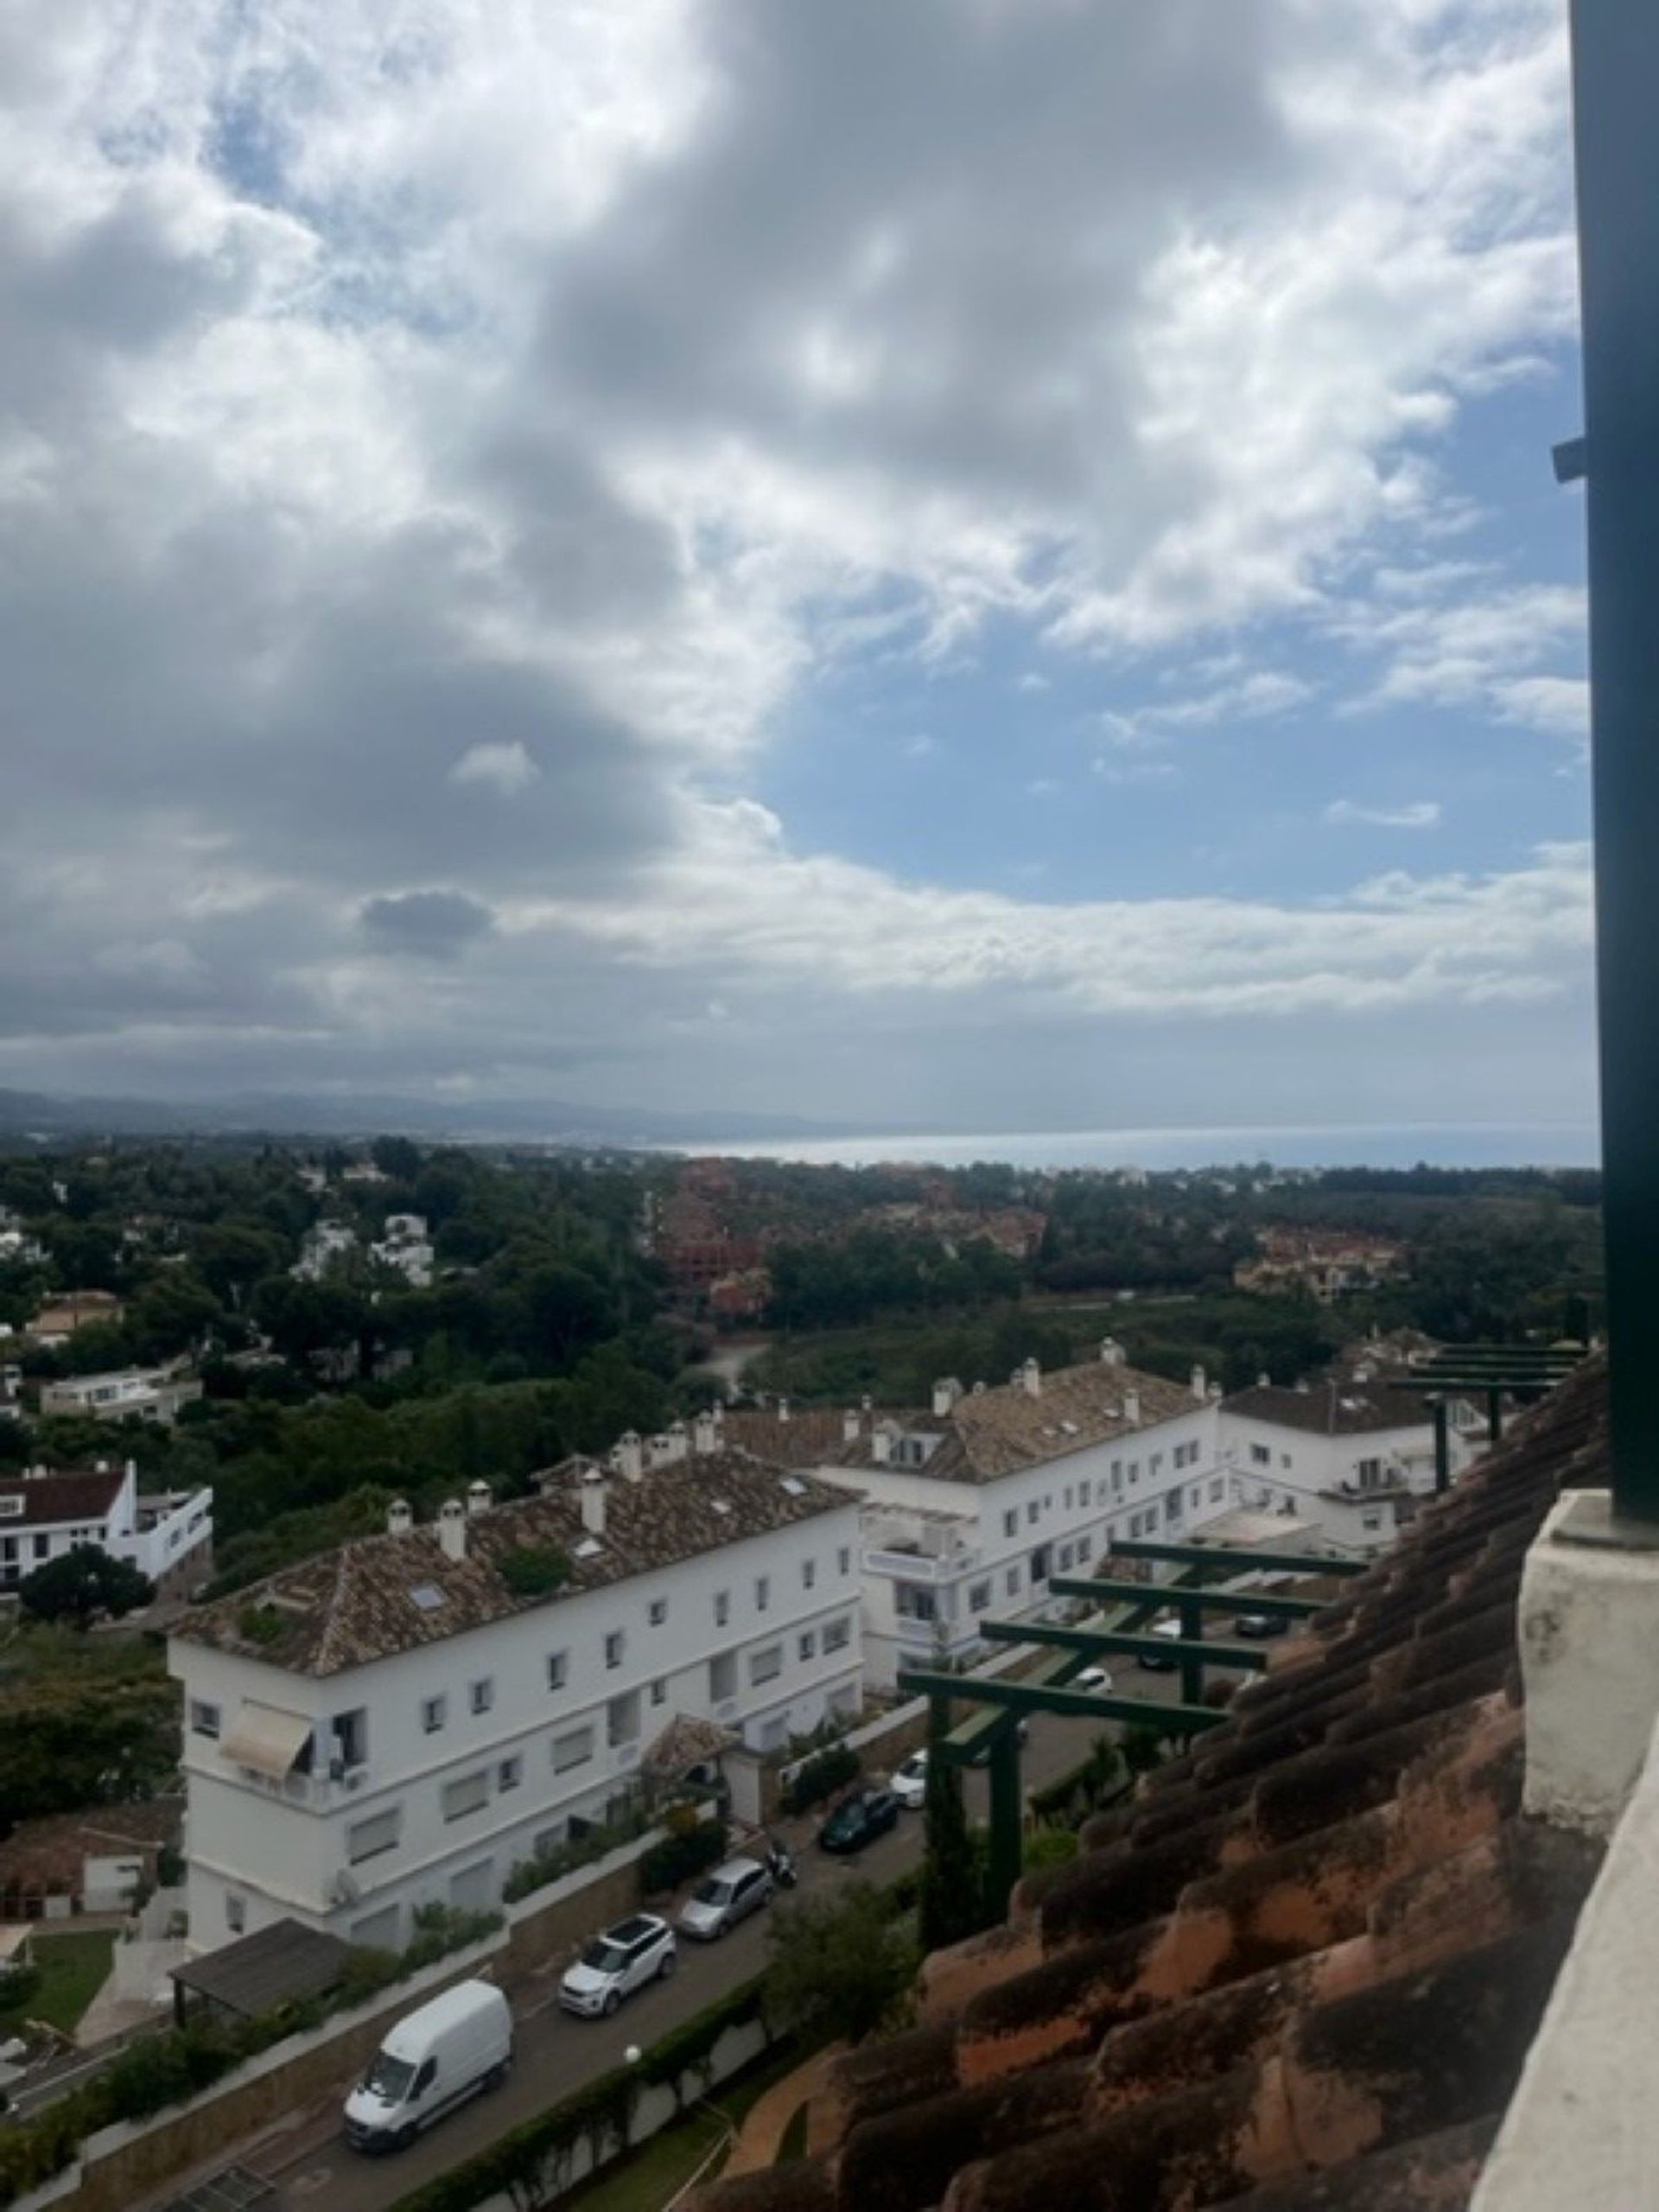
[400,1904,503,1974]
[501,1805,651,1904]
[639,1817,726,1897]
[496,1545,572,1599]
[779,1740,859,1817]
[1022,1827,1080,1872]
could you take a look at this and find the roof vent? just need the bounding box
[780,1476,805,1497]
[410,1583,445,1611]
[712,1497,732,1516]
[574,1535,603,1560]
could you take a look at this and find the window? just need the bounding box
[798,1630,817,1662]
[226,1892,245,1935]
[333,1708,368,1770]
[1210,1478,1225,1502]
[1164,1491,1182,1525]
[823,1616,852,1654]
[1150,1452,1164,1478]
[442,1770,489,1821]
[189,1699,221,1739]
[1357,1458,1382,1490]
[750,1644,783,1686]
[1077,1534,1092,1561]
[709,1651,737,1700]
[1361,1510,1383,1531]
[969,1580,991,1611]
[1281,1453,1293,1470]
[604,1630,625,1670]
[801,1558,817,1590]
[838,1547,852,1575]
[607,1690,641,1747]
[649,1597,668,1626]
[1078,1479,1091,1506]
[349,1808,402,1862]
[895,1583,936,1621]
[755,1575,770,1613]
[1058,1542,1074,1571]
[1064,1485,1073,1510]
[715,1590,731,1628]
[1250,1443,1271,1466]
[470,1677,493,1716]
[499,1756,522,1792]
[547,1650,569,1692]
[1027,1501,1039,1525]
[1005,1565,1021,1596]
[1002,1510,1018,1539]
[553,1726,595,1773]
[422,1694,447,1735]
[1128,1461,1141,1485]
[650,1677,667,1706]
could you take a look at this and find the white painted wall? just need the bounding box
[169,1497,861,1952]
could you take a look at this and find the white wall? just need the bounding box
[170,1497,861,1951]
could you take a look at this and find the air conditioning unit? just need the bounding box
[343,1770,365,1791]
[331,1870,360,1907]
[716,1700,737,1720]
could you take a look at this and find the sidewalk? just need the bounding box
[721,2044,844,2177]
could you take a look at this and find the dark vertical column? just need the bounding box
[984,1726,1024,1923]
[1433,1397,1451,1493]
[1487,1389,1504,1447]
[1179,1595,1204,1710]
[1570,0,1659,1525]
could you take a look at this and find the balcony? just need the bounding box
[864,1545,978,1582]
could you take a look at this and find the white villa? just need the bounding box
[0,1459,213,1600]
[168,1435,861,1953]
[40,1359,204,1427]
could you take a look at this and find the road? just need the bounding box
[158,1685,1176,2212]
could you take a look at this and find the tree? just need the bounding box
[371,1135,423,1183]
[764,1881,918,2047]
[918,1697,989,1952]
[19,1545,155,1630]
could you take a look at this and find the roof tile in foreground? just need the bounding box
[692,1359,1607,2212]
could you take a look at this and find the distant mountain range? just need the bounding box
[0,1085,894,1149]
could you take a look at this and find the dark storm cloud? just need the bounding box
[359,889,495,959]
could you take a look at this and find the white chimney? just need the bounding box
[777,1397,791,1425]
[972,1379,987,1395]
[931,1377,961,1418]
[387,1499,413,1536]
[842,1408,861,1444]
[648,1432,674,1470]
[1100,1337,1125,1367]
[667,1419,689,1463]
[580,1470,608,1537]
[1020,1358,1041,1399]
[1257,1371,1272,1389]
[617,1430,644,1482]
[1123,1389,1141,1426]
[872,1426,893,1466]
[467,1480,492,1517]
[437,1498,467,1561]
[1191,1364,1206,1401]
[693,1408,719,1454]
[861,1394,873,1414]
[712,1400,725,1428]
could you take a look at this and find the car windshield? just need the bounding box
[580,1940,628,1974]
[364,2051,416,2101]
[827,1803,862,1833]
[900,1755,925,1777]
[693,1877,732,1905]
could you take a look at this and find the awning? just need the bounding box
[221,1703,313,1780]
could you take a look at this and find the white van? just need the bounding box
[344,1980,512,2152]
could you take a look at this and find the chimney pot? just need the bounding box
[617,1431,644,1482]
[693,1408,719,1454]
[387,1498,413,1536]
[437,1498,467,1560]
[777,1397,790,1424]
[1124,1389,1141,1425]
[580,1471,608,1537]
[1100,1337,1124,1367]
[1258,1370,1271,1389]
[872,1426,893,1466]
[1191,1364,1206,1401]
[467,1479,492,1516]
[842,1408,861,1444]
[1020,1358,1041,1399]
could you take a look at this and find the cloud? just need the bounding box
[450,741,542,796]
[1325,799,1442,828]
[359,891,495,960]
[1335,582,1587,736]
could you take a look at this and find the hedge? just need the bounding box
[639,1816,727,1897]
[779,1740,860,1817]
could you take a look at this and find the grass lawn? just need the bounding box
[567,2042,811,2212]
[0,1929,118,2038]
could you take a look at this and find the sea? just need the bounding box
[690,1123,1600,1173]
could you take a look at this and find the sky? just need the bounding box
[0,0,1598,1139]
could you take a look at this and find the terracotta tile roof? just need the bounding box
[690,1357,1608,2212]
[170,1450,853,1678]
[0,1465,125,1528]
[723,1356,1199,1487]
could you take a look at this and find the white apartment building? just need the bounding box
[368,1212,435,1287]
[0,1459,213,1599]
[40,1360,204,1427]
[168,1440,861,1954]
[1217,1354,1483,1559]
[291,1221,358,1282]
[726,1343,1234,1688]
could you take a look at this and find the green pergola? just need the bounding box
[898,1538,1365,1914]
[1399,1344,1585,1487]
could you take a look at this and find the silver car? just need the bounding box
[676,1856,773,1941]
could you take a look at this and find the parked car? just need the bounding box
[677,1856,773,1941]
[893,1750,929,1808]
[559,1914,677,2017]
[1077,1664,1115,1694]
[1231,1611,1289,1640]
[818,1787,900,1854]
[1138,1616,1184,1672]
[345,1980,512,2152]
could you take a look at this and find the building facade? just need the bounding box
[168,1448,861,1953]
[0,1460,213,1598]
[40,1360,204,1427]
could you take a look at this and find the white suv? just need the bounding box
[559,1914,677,2017]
